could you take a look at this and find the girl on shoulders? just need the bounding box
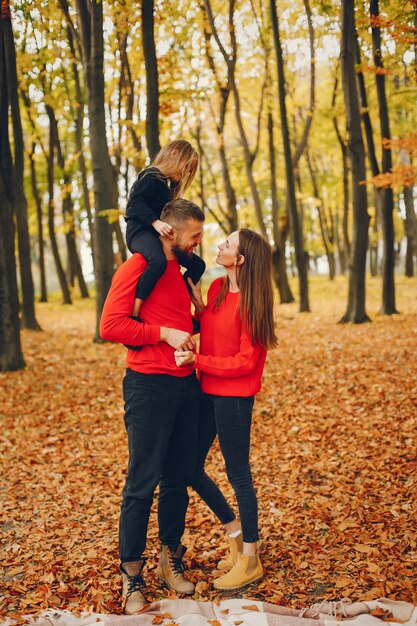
[125,140,205,318]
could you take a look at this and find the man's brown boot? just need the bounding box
[120,559,147,614]
[156,544,195,595]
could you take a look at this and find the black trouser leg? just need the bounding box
[119,370,198,563]
[190,394,236,524]
[158,374,200,549]
[129,232,167,300]
[213,395,259,543]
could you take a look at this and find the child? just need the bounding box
[125,140,206,318]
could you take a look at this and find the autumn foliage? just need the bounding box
[1,278,416,619]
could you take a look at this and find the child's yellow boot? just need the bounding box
[213,553,263,590]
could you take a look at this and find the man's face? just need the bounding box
[172,219,203,261]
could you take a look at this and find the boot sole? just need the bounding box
[213,573,263,591]
[158,577,195,595]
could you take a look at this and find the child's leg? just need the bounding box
[130,233,167,315]
[181,253,206,291]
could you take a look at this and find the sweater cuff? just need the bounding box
[143,325,161,345]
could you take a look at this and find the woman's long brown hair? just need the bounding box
[214,229,277,349]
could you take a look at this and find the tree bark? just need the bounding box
[3,8,40,329]
[339,0,370,323]
[75,0,115,340]
[0,7,25,370]
[29,145,47,302]
[270,0,310,312]
[142,0,160,159]
[370,0,397,314]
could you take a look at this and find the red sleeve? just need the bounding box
[195,325,264,378]
[99,258,161,346]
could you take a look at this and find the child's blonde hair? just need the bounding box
[153,140,198,198]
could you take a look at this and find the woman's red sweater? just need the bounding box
[195,278,267,397]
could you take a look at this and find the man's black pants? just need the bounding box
[119,368,200,563]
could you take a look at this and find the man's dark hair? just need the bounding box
[160,199,205,226]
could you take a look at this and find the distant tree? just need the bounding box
[339,0,370,323]
[74,0,115,340]
[270,0,310,312]
[370,0,397,314]
[3,1,40,329]
[142,0,160,159]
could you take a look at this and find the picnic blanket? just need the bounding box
[3,597,416,626]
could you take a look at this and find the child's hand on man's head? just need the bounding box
[152,219,173,237]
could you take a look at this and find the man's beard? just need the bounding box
[172,244,193,265]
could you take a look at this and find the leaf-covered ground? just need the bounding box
[1,276,416,619]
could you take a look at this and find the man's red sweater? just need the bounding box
[100,254,194,376]
[195,278,267,397]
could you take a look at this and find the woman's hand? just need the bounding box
[187,277,205,314]
[174,350,196,367]
[160,328,195,351]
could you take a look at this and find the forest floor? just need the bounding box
[1,275,416,619]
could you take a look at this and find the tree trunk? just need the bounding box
[46,111,72,305]
[142,0,160,158]
[75,0,115,340]
[270,0,310,312]
[29,146,47,302]
[339,0,370,323]
[403,184,416,276]
[306,152,336,280]
[114,220,127,263]
[0,7,25,370]
[51,106,90,299]
[3,8,40,330]
[370,0,397,314]
[68,26,95,268]
[268,111,294,302]
[331,75,351,267]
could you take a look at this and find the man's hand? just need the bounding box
[160,327,196,351]
[187,277,205,314]
[174,350,196,367]
[152,219,173,237]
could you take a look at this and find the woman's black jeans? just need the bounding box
[190,393,259,543]
[119,369,200,563]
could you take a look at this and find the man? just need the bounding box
[100,199,205,614]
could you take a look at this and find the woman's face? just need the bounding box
[216,231,240,267]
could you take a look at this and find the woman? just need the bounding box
[175,229,277,590]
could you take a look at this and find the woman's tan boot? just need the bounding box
[213,553,263,590]
[217,533,243,571]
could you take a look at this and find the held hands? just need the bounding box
[152,219,173,238]
[160,327,195,351]
[187,277,205,314]
[174,350,196,367]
